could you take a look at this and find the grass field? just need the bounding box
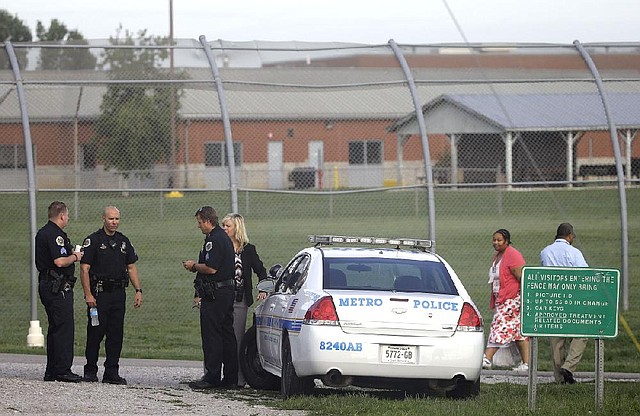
[276,381,640,415]
[1,186,639,376]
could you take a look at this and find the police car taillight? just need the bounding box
[303,296,339,325]
[456,302,483,332]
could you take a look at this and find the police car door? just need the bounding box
[268,254,310,369]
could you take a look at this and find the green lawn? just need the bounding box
[1,186,638,375]
[276,381,640,415]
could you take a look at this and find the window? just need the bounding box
[278,254,310,294]
[348,140,382,165]
[204,142,242,167]
[323,257,458,295]
[0,144,28,169]
[81,143,97,170]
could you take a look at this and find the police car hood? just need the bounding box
[329,290,464,337]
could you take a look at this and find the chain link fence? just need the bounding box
[1,39,638,360]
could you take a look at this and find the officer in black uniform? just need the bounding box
[35,201,83,382]
[80,206,143,385]
[182,206,237,389]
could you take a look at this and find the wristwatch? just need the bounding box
[135,288,143,294]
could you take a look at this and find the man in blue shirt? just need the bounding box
[540,223,588,384]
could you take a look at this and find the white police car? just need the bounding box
[239,235,484,399]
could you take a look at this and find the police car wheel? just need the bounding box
[280,334,313,399]
[403,380,435,398]
[239,325,279,391]
[446,378,480,399]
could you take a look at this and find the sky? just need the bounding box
[2,0,639,45]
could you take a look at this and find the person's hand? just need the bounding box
[182,260,195,272]
[133,291,142,309]
[84,293,97,308]
[257,291,267,301]
[193,297,201,309]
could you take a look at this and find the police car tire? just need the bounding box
[239,325,279,391]
[280,334,314,399]
[403,380,435,398]
[446,378,480,399]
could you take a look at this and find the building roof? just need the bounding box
[388,92,640,134]
[1,66,640,124]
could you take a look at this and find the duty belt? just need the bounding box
[213,279,235,289]
[92,277,128,293]
[39,269,74,282]
[39,270,76,293]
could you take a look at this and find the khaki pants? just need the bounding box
[550,337,588,382]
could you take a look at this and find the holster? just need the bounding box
[194,279,216,301]
[48,270,76,293]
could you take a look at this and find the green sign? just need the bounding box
[521,267,619,338]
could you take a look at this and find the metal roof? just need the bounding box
[2,66,640,124]
[389,92,640,134]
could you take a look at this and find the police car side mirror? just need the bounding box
[256,279,276,294]
[268,264,282,279]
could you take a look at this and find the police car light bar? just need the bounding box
[308,235,434,251]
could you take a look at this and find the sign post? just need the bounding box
[521,267,620,411]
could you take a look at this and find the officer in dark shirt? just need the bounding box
[35,201,83,382]
[80,206,143,385]
[182,206,237,389]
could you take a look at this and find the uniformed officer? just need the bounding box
[80,206,142,385]
[35,201,83,382]
[182,206,238,389]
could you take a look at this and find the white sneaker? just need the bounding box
[512,362,529,372]
[482,355,492,369]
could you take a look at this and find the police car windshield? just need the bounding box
[323,258,458,295]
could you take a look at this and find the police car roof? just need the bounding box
[308,246,441,262]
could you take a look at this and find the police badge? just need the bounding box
[55,236,65,246]
[205,242,213,251]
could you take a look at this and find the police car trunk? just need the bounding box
[286,236,483,394]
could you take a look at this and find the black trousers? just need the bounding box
[84,289,126,378]
[38,279,75,376]
[200,287,238,384]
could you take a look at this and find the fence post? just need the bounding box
[388,40,436,245]
[5,41,44,347]
[198,36,239,214]
[574,40,629,311]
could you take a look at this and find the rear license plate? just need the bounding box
[381,345,417,364]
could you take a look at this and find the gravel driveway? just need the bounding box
[3,353,637,415]
[0,353,306,415]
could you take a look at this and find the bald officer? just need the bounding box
[80,206,142,385]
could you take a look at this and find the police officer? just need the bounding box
[35,201,83,382]
[80,206,142,385]
[182,206,238,389]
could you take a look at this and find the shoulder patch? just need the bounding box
[205,241,213,251]
[83,238,91,248]
[55,236,64,246]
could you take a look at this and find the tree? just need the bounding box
[0,9,32,70]
[35,19,96,70]
[93,27,185,181]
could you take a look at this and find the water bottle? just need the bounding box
[89,307,99,326]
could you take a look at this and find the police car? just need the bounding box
[239,235,484,399]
